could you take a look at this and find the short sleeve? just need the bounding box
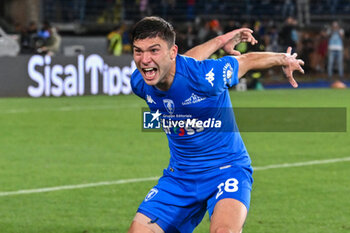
[130,70,146,100]
[188,56,239,96]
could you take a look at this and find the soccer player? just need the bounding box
[128,16,304,233]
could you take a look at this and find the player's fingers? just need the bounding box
[292,53,297,58]
[231,50,241,56]
[247,35,257,44]
[242,36,253,43]
[242,30,254,36]
[288,76,298,88]
[252,37,258,45]
[286,46,292,54]
[238,28,253,34]
[223,43,238,55]
[243,35,257,45]
[227,49,235,55]
[242,31,254,38]
[241,34,249,41]
[298,59,305,66]
[245,32,257,42]
[283,66,298,88]
[298,66,305,74]
[239,31,257,46]
[229,28,252,38]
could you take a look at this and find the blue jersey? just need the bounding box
[131,54,251,172]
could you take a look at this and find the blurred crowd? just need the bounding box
[1,0,349,86]
[105,16,349,86]
[4,15,348,86]
[13,21,61,56]
[175,16,348,81]
[41,0,350,26]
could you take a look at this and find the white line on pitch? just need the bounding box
[0,177,160,197]
[254,156,350,171]
[1,156,350,197]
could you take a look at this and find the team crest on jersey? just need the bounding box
[163,99,175,114]
[146,95,156,104]
[145,188,158,202]
[223,63,233,86]
[182,93,206,105]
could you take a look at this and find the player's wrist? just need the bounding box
[216,35,229,48]
[281,53,290,67]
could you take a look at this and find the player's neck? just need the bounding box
[155,61,176,91]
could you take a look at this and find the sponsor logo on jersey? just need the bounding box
[223,63,233,86]
[146,94,156,104]
[173,127,185,136]
[205,68,215,87]
[143,109,162,129]
[145,188,158,201]
[163,99,175,114]
[182,93,206,105]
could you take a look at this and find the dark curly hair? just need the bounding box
[131,16,176,48]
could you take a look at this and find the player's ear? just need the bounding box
[170,44,178,60]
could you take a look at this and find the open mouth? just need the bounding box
[142,68,158,80]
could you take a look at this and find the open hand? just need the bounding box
[222,28,258,55]
[282,47,305,88]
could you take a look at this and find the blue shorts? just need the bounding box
[137,164,253,233]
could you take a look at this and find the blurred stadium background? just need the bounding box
[1,0,350,90]
[0,1,350,233]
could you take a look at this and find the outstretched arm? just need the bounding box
[184,28,257,61]
[236,47,305,88]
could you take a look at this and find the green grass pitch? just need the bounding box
[0,89,349,233]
